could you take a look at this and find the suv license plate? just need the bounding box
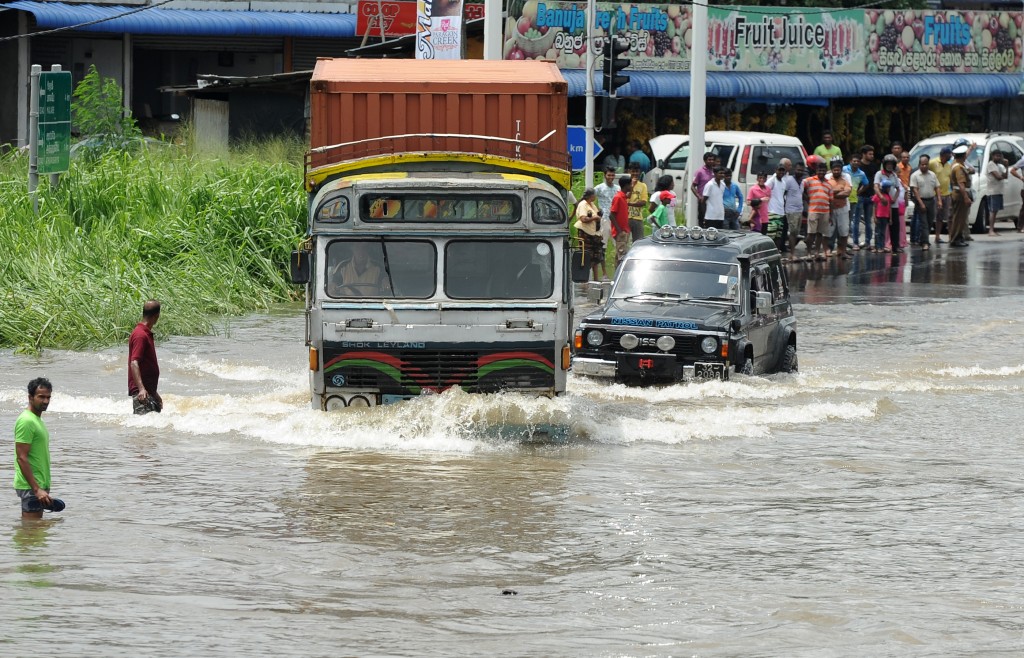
[694,362,725,380]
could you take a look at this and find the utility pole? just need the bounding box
[686,1,707,228]
[584,0,596,188]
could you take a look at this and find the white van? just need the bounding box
[644,131,808,203]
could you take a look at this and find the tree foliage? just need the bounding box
[71,64,141,143]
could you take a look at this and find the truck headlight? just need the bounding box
[620,333,639,349]
[656,336,675,351]
[585,330,603,346]
[700,336,717,354]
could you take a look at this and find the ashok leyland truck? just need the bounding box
[290,59,575,411]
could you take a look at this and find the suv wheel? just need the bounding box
[780,345,798,373]
[739,356,754,376]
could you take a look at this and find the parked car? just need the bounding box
[644,131,808,202]
[572,227,797,384]
[907,132,1024,233]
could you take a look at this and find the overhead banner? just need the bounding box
[707,7,865,72]
[865,9,1022,74]
[502,4,1022,75]
[415,0,465,59]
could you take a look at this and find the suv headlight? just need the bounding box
[700,336,717,354]
[656,336,675,351]
[620,333,639,350]
[585,330,603,346]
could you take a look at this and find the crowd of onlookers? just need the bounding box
[573,131,1024,280]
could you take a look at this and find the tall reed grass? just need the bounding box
[0,140,305,351]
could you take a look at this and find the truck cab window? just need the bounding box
[326,240,436,299]
[446,240,553,299]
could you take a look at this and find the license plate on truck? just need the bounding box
[694,362,726,380]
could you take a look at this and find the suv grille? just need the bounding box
[596,330,710,360]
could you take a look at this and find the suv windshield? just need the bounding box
[446,240,554,299]
[326,239,436,299]
[910,143,983,170]
[612,259,740,303]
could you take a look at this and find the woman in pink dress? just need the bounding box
[746,172,771,233]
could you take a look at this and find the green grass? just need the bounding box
[0,140,305,351]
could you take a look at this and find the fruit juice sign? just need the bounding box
[866,10,1023,73]
[707,7,864,72]
[502,2,693,72]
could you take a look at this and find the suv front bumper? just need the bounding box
[573,356,729,382]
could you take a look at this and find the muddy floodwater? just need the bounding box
[2,239,1024,656]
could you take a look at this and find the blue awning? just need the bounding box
[561,69,1024,100]
[5,1,357,37]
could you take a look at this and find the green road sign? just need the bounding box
[37,70,71,174]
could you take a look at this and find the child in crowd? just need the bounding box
[646,191,675,228]
[872,181,894,252]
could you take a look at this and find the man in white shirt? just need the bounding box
[984,150,1007,235]
[594,166,620,242]
[702,168,726,229]
[909,154,941,249]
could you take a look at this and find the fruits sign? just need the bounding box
[866,9,1023,73]
[502,1,693,72]
[707,7,864,72]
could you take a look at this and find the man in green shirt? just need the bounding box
[813,130,843,162]
[13,377,62,519]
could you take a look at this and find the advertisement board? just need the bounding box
[359,0,483,37]
[865,9,1022,73]
[707,7,864,72]
[501,4,1022,76]
[503,2,692,71]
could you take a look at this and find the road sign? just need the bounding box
[567,125,603,172]
[37,70,71,174]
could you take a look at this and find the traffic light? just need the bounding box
[602,38,631,97]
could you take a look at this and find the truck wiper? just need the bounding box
[697,295,737,302]
[378,238,395,296]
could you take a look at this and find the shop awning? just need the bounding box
[4,1,357,37]
[561,70,1024,100]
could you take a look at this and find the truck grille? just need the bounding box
[326,349,555,394]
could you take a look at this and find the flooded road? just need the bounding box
[2,237,1024,656]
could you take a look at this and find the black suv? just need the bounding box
[573,227,797,383]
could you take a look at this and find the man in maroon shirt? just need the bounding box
[128,299,162,415]
[609,175,633,268]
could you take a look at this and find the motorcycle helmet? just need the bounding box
[952,137,970,149]
[805,154,822,169]
[829,156,844,169]
[882,153,898,169]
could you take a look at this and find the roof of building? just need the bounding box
[4,1,356,37]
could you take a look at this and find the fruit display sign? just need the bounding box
[502,1,693,72]
[707,7,864,72]
[865,9,1023,73]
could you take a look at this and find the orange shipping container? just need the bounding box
[308,59,569,172]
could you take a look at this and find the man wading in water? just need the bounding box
[128,300,163,415]
[14,377,64,519]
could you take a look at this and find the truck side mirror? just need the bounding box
[290,250,310,284]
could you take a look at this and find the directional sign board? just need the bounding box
[37,71,72,174]
[567,125,603,172]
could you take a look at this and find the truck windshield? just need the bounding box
[326,239,436,299]
[446,240,554,299]
[612,259,740,303]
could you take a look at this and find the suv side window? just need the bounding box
[667,144,690,170]
[751,265,771,295]
[711,144,736,170]
[769,261,787,302]
[1009,140,1024,164]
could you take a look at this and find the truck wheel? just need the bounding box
[780,345,798,373]
[739,356,754,376]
